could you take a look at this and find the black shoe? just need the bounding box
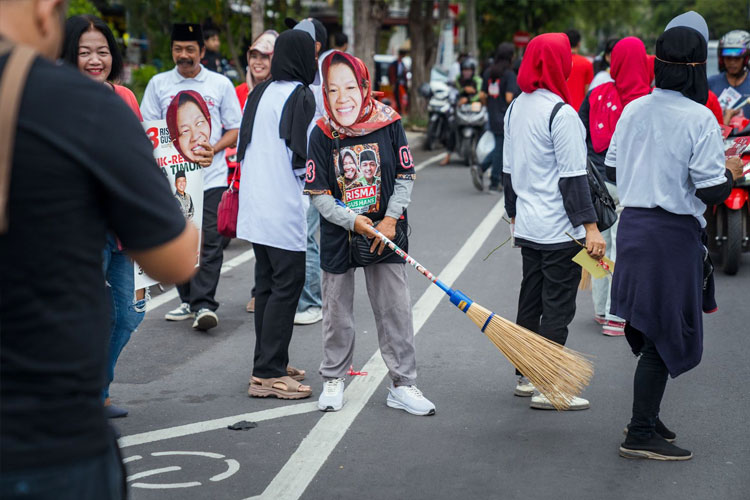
[623,418,676,442]
[619,435,692,461]
[470,165,484,191]
[104,404,128,419]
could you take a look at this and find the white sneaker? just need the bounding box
[514,376,535,397]
[317,378,345,412]
[294,307,323,325]
[386,384,436,416]
[530,392,590,411]
[192,308,218,331]
[165,303,194,321]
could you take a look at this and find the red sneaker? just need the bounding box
[602,320,626,336]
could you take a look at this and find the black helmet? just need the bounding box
[718,30,750,72]
[460,58,477,71]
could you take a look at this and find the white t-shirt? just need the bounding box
[237,81,315,252]
[140,65,243,191]
[503,89,589,244]
[589,70,613,91]
[605,88,727,227]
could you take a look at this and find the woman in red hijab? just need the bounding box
[504,33,604,410]
[303,51,436,416]
[579,37,652,337]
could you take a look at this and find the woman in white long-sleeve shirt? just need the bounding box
[605,12,744,461]
[503,33,606,411]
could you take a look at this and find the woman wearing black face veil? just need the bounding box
[604,11,744,461]
[235,29,318,400]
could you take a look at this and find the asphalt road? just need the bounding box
[112,139,750,500]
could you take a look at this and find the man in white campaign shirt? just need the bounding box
[141,23,242,332]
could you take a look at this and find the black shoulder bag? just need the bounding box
[548,102,617,232]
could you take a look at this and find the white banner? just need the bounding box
[134,119,204,289]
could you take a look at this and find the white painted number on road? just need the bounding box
[125,451,240,489]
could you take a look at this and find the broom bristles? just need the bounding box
[465,302,594,411]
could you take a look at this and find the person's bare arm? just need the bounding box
[505,91,514,104]
[129,223,199,284]
[213,129,239,153]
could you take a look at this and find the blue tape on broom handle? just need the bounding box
[481,313,495,332]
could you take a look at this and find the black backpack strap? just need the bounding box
[548,101,565,133]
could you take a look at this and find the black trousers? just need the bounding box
[178,187,225,312]
[252,243,306,379]
[515,245,580,376]
[628,327,669,441]
[517,244,580,336]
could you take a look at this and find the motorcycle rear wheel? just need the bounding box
[722,208,743,275]
[424,120,438,151]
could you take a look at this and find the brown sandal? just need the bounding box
[248,376,312,400]
[249,365,306,386]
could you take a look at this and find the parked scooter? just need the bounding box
[455,101,488,166]
[706,134,750,275]
[418,81,457,151]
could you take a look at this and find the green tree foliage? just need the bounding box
[475,0,749,60]
[67,0,102,17]
[122,0,306,75]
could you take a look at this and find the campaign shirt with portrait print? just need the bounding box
[305,121,414,274]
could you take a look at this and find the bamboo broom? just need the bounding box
[339,203,594,410]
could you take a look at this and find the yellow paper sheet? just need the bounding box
[572,249,615,279]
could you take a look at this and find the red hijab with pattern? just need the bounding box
[166,90,212,159]
[589,37,652,152]
[317,51,400,139]
[517,33,572,104]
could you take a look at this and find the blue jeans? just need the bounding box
[296,204,322,313]
[480,132,504,189]
[0,435,125,499]
[102,234,145,400]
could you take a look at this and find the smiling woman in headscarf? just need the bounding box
[302,51,436,416]
[502,33,605,411]
[578,37,652,336]
[236,29,317,401]
[604,11,744,461]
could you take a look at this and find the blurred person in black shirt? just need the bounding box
[0,1,199,498]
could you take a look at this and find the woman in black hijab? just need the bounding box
[236,29,318,400]
[605,12,744,461]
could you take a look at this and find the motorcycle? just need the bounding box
[418,81,456,151]
[455,101,488,166]
[706,133,750,275]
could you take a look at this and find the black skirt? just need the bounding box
[611,207,716,378]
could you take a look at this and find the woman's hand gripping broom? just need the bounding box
[337,201,594,410]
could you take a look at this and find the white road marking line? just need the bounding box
[127,466,182,482]
[151,450,226,459]
[145,248,255,312]
[246,196,507,500]
[131,481,202,489]
[144,153,437,315]
[122,455,142,463]
[211,459,241,482]
[415,152,446,172]
[118,402,319,448]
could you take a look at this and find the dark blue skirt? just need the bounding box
[611,207,715,378]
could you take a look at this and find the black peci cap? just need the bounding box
[172,23,204,46]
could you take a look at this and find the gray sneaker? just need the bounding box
[514,376,535,397]
[470,165,484,191]
[192,308,218,331]
[386,384,435,416]
[165,302,194,321]
[318,378,345,412]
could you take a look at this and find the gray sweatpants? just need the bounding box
[320,263,417,386]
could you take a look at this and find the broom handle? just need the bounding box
[334,200,474,311]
